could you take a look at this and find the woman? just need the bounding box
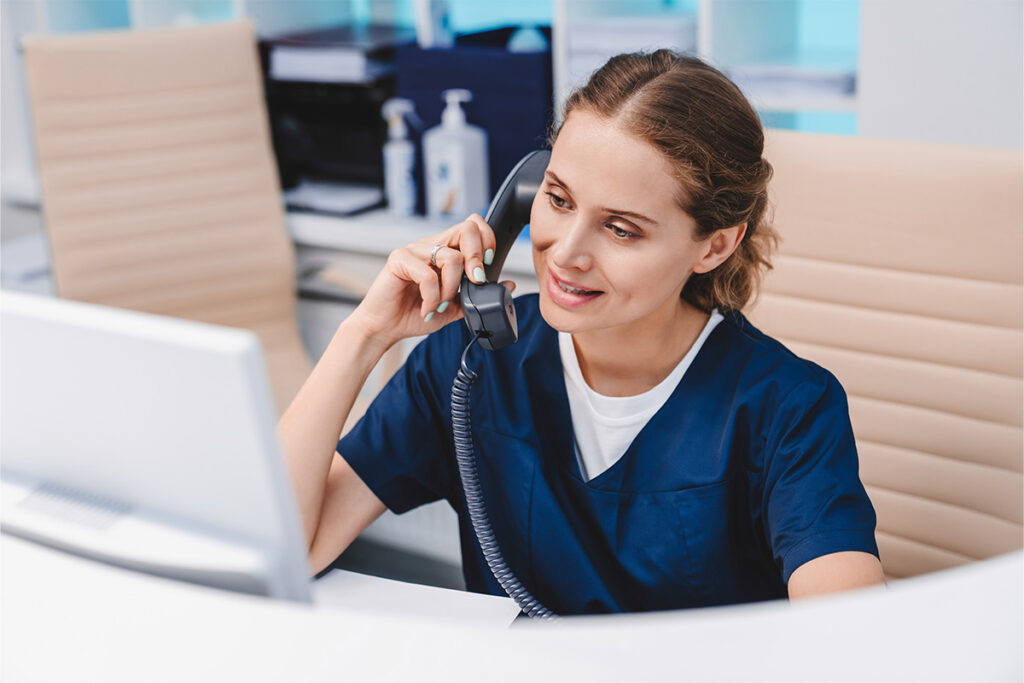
[279,50,885,615]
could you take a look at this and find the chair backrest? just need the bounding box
[747,129,1023,579]
[21,21,309,413]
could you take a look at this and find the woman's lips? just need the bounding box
[546,270,603,308]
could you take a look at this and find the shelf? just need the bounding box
[748,94,857,114]
[555,0,860,125]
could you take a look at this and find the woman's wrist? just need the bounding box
[335,312,397,361]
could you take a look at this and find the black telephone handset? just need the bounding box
[451,150,558,620]
[460,150,550,350]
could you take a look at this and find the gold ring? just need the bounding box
[429,244,445,267]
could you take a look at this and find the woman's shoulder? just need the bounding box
[714,308,846,399]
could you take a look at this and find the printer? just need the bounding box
[258,25,416,195]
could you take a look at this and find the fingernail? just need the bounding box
[436,301,450,313]
[473,267,486,283]
[484,248,494,266]
[424,312,435,323]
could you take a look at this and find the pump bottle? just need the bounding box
[422,89,489,220]
[381,98,417,217]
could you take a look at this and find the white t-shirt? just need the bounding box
[558,309,725,481]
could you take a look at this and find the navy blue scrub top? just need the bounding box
[338,294,879,615]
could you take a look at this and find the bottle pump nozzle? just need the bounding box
[382,98,416,140]
[441,88,472,128]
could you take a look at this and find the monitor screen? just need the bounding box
[0,292,311,602]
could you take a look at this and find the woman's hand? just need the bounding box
[346,214,516,347]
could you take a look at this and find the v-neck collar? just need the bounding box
[557,309,724,421]
[523,308,733,492]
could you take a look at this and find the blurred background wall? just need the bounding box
[3,0,1021,208]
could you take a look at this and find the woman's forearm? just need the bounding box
[277,315,392,548]
[277,216,496,552]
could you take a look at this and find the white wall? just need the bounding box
[859,0,1023,147]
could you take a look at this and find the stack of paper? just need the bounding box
[312,569,522,628]
[270,47,393,84]
[264,24,415,85]
[284,180,384,216]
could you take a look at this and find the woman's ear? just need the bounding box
[692,223,747,274]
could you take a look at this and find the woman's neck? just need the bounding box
[570,299,710,397]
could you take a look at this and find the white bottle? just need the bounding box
[381,98,417,217]
[423,89,489,220]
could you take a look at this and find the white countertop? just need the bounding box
[3,533,1020,682]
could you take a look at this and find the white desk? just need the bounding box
[3,534,1021,682]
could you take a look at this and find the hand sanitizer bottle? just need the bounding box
[381,98,417,217]
[423,89,489,220]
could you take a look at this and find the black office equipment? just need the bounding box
[258,25,416,190]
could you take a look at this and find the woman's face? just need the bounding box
[530,110,709,335]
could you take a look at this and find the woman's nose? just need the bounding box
[550,217,594,272]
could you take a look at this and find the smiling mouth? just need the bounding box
[554,275,602,296]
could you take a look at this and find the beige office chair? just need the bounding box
[747,130,1023,579]
[21,21,311,415]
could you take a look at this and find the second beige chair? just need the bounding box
[22,20,310,414]
[748,130,1023,581]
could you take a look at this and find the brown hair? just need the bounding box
[551,50,778,313]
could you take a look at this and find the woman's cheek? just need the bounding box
[529,191,545,227]
[528,214,556,251]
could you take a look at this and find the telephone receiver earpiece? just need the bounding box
[460,150,550,351]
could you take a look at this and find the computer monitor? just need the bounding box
[0,292,312,602]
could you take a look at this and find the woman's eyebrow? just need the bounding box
[545,170,658,226]
[603,205,658,226]
[544,170,571,191]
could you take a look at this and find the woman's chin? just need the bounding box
[537,292,594,334]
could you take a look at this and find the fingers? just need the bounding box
[452,214,496,285]
[387,249,441,320]
[382,215,499,329]
[431,245,464,307]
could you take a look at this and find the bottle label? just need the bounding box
[385,146,416,217]
[431,141,465,218]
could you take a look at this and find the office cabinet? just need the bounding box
[553,0,858,133]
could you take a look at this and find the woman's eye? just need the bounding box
[608,224,637,240]
[546,192,568,209]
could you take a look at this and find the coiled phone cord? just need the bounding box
[451,335,559,621]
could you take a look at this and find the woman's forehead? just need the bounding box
[550,110,687,219]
